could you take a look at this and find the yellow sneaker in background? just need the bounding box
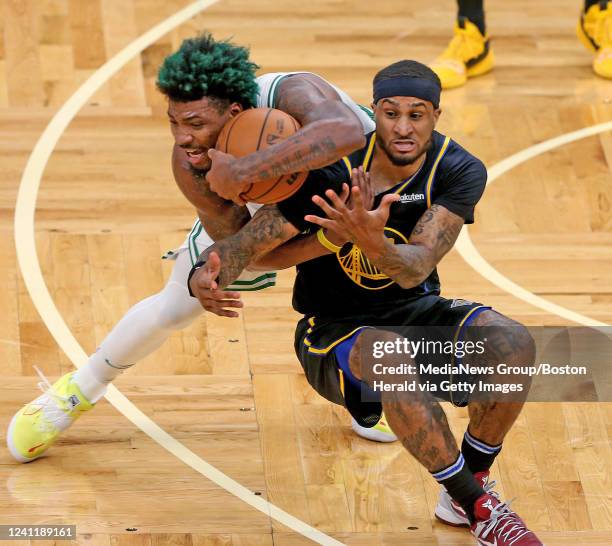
[577,1,612,79]
[430,17,495,89]
[7,369,95,463]
[351,412,397,443]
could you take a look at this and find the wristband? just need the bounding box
[316,229,342,254]
[187,260,206,298]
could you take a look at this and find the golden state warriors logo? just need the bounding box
[337,227,409,290]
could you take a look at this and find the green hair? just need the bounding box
[156,33,259,108]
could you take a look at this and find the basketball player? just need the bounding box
[6,33,396,463]
[430,0,612,88]
[187,60,543,545]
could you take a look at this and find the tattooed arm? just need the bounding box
[206,74,367,203]
[237,74,366,180]
[305,186,465,289]
[190,205,300,295]
[368,204,464,288]
[248,234,330,270]
[172,145,250,240]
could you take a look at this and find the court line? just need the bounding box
[456,121,612,328]
[13,2,343,544]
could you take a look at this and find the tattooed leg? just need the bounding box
[350,329,459,471]
[465,311,535,445]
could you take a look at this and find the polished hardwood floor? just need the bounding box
[0,0,610,544]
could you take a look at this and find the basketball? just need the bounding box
[216,108,308,204]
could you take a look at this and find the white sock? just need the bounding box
[72,251,203,402]
[72,363,108,403]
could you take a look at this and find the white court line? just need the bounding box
[456,122,612,328]
[13,2,343,544]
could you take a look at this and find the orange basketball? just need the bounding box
[216,108,308,204]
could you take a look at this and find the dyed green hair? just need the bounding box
[157,33,259,108]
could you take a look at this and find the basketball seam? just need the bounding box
[249,175,287,201]
[224,112,253,196]
[250,174,306,203]
[256,108,274,152]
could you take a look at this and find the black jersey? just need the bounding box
[278,131,487,320]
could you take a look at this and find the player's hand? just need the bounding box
[188,252,243,318]
[322,182,351,246]
[206,149,249,206]
[321,170,374,247]
[305,185,399,257]
[349,167,374,211]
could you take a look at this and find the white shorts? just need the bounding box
[163,217,277,292]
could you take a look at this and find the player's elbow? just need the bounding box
[395,253,436,289]
[396,271,431,290]
[311,105,366,152]
[334,116,366,150]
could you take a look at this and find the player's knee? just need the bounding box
[347,334,364,381]
[351,329,403,385]
[513,323,535,363]
[472,310,535,363]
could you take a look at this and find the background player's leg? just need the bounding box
[7,250,203,462]
[585,0,602,10]
[73,250,203,402]
[578,0,612,79]
[457,0,485,34]
[429,0,493,89]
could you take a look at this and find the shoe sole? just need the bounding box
[434,504,470,528]
[6,412,39,463]
[436,50,495,89]
[351,421,398,443]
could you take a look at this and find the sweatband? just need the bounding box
[316,229,342,254]
[373,77,440,108]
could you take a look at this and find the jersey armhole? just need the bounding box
[268,74,290,108]
[341,157,352,178]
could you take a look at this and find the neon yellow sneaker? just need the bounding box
[351,412,397,443]
[577,1,612,79]
[7,368,95,463]
[430,17,495,89]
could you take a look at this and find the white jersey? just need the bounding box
[255,72,375,133]
[170,72,373,291]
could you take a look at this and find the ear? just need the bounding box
[432,107,442,125]
[229,102,244,118]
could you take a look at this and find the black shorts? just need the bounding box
[294,295,491,427]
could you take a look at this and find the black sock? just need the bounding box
[431,453,484,523]
[584,0,607,12]
[457,0,486,35]
[462,429,502,474]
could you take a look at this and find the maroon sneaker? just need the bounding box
[435,471,496,527]
[470,493,543,545]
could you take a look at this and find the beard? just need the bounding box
[376,134,433,166]
[188,163,210,179]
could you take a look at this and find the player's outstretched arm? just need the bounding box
[250,176,367,270]
[189,205,300,302]
[207,74,366,202]
[306,186,464,289]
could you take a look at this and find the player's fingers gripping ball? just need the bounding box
[216,108,308,204]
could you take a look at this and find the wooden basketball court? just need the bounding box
[0,0,610,544]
